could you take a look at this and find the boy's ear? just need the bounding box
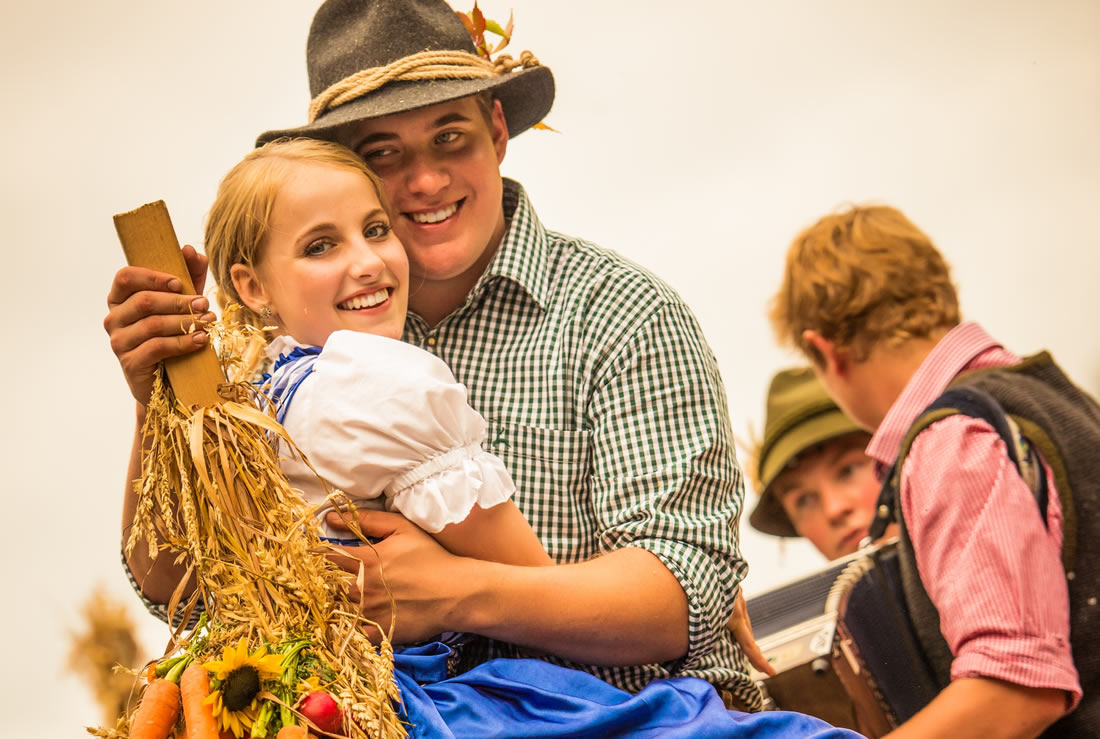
[230,264,269,315]
[802,330,849,377]
[490,98,508,164]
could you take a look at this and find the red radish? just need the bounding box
[299,691,343,734]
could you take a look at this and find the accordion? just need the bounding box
[746,538,939,737]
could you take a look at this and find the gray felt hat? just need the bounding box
[256,0,555,145]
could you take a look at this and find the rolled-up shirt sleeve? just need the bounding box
[588,301,747,668]
[121,550,202,629]
[901,416,1081,705]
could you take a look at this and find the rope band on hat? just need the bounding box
[308,49,541,124]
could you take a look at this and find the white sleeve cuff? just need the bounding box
[386,443,515,533]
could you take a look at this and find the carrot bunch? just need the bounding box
[180,663,221,739]
[128,657,250,739]
[129,678,180,739]
[129,656,193,739]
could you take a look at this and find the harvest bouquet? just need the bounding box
[91,203,405,739]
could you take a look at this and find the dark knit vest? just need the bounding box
[869,352,1099,737]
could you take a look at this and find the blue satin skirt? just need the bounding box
[393,643,862,738]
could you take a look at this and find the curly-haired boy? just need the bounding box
[771,204,1098,738]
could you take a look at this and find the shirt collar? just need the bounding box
[265,334,307,362]
[866,321,1004,468]
[471,177,551,311]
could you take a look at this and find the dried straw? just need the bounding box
[112,320,404,738]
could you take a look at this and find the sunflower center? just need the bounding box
[223,665,261,711]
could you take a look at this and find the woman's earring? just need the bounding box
[260,305,272,319]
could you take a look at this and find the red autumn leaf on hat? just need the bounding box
[456,2,489,59]
[456,7,475,35]
[456,9,479,49]
[470,2,487,35]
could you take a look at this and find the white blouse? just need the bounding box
[265,331,515,537]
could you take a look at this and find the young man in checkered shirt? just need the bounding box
[105,0,767,710]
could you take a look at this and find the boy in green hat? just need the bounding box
[105,0,761,710]
[747,368,880,561]
[770,203,1095,736]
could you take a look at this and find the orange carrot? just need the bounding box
[180,663,221,739]
[130,678,181,739]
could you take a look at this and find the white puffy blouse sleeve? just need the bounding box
[275,331,514,533]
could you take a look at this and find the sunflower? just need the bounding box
[202,638,286,738]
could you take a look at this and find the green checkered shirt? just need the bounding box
[125,178,759,709]
[405,179,758,706]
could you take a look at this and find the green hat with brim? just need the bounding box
[748,367,864,537]
[256,0,554,146]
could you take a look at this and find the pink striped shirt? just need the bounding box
[866,322,1081,706]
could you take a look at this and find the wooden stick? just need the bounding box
[113,200,224,408]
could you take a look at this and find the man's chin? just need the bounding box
[409,254,482,283]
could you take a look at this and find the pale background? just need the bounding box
[2,0,1097,734]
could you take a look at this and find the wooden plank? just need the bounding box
[113,200,224,408]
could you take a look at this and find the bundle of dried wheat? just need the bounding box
[92,323,403,739]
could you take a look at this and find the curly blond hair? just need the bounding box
[770,204,960,364]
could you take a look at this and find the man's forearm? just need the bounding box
[886,677,1068,739]
[453,547,690,666]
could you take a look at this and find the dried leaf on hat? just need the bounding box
[457,2,514,60]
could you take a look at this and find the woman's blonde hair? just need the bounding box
[769,204,960,364]
[204,137,389,328]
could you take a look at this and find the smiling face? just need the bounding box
[340,96,508,309]
[230,160,409,347]
[772,432,879,560]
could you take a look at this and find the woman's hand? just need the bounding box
[325,509,469,644]
[104,244,213,406]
